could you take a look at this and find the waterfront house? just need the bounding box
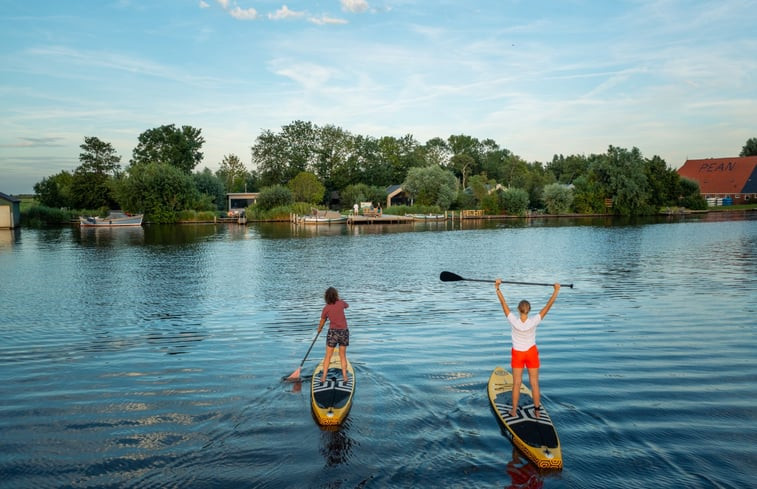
[677,156,757,205]
[0,192,21,228]
[226,192,260,216]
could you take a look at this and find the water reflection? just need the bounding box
[77,226,145,246]
[0,229,18,251]
[505,448,544,489]
[319,421,356,467]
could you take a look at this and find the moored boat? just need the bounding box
[406,213,446,221]
[79,213,143,227]
[300,210,348,225]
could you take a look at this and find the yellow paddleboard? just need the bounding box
[487,366,562,469]
[311,346,355,426]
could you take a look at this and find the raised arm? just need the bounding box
[495,279,511,316]
[538,284,561,319]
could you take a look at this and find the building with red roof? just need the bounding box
[677,156,757,205]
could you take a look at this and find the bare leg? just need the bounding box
[510,367,524,417]
[528,367,540,417]
[338,346,349,383]
[321,346,335,384]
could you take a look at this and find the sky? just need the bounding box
[1,0,756,194]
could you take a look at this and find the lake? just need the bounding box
[1,212,755,488]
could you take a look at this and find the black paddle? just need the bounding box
[440,271,573,288]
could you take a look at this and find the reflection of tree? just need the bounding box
[505,448,543,489]
[319,422,356,467]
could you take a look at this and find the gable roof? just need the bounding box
[0,192,20,203]
[677,156,757,194]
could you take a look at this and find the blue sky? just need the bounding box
[1,0,756,194]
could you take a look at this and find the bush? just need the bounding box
[499,188,529,215]
[21,205,81,227]
[255,185,294,211]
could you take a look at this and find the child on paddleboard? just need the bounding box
[318,287,350,384]
[495,279,560,417]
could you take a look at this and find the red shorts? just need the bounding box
[511,345,540,369]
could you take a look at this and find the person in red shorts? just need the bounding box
[318,287,350,384]
[495,279,560,417]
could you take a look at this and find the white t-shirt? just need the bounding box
[507,312,542,351]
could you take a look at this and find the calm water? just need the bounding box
[1,213,755,489]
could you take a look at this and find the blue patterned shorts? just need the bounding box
[326,328,350,347]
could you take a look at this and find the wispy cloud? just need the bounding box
[308,16,349,25]
[199,1,210,8]
[268,5,305,21]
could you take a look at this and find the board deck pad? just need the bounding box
[310,347,355,426]
[488,366,562,469]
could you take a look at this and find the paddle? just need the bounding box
[285,329,322,381]
[440,271,574,288]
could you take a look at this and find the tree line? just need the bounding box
[34,121,757,222]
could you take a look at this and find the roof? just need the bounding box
[677,156,757,194]
[0,192,21,203]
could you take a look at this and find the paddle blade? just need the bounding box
[285,367,301,381]
[440,271,464,282]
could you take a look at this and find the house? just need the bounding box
[0,192,21,228]
[677,156,757,205]
[226,192,260,216]
[386,185,411,207]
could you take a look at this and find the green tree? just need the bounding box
[70,136,122,209]
[571,174,604,214]
[216,154,248,192]
[340,183,386,209]
[542,183,574,214]
[251,121,317,187]
[131,124,205,173]
[678,178,708,210]
[34,171,74,208]
[588,146,651,215]
[255,185,294,211]
[194,168,226,210]
[643,155,679,208]
[288,171,326,204]
[498,188,529,215]
[740,137,757,157]
[114,162,198,223]
[548,154,589,184]
[402,165,457,209]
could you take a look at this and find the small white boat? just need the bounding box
[406,213,446,221]
[79,213,143,227]
[300,210,347,225]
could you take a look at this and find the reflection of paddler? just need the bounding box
[506,448,543,489]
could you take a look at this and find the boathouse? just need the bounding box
[677,156,757,205]
[226,192,260,216]
[0,192,21,228]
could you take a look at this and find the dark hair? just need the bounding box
[324,287,339,304]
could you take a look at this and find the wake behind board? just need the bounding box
[311,346,355,426]
[487,366,562,469]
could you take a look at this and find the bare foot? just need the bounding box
[343,376,349,384]
[534,405,541,418]
[509,408,517,417]
[320,376,326,384]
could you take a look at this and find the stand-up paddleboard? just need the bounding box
[311,346,355,426]
[488,366,562,469]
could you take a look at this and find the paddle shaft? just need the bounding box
[299,330,321,368]
[440,271,573,288]
[464,277,572,288]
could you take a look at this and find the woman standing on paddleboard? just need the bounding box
[495,279,560,417]
[318,287,350,384]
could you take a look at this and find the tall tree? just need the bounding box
[740,137,757,157]
[70,136,122,209]
[288,171,326,204]
[251,120,317,186]
[131,124,205,173]
[216,154,248,192]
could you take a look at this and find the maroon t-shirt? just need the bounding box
[321,300,349,330]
